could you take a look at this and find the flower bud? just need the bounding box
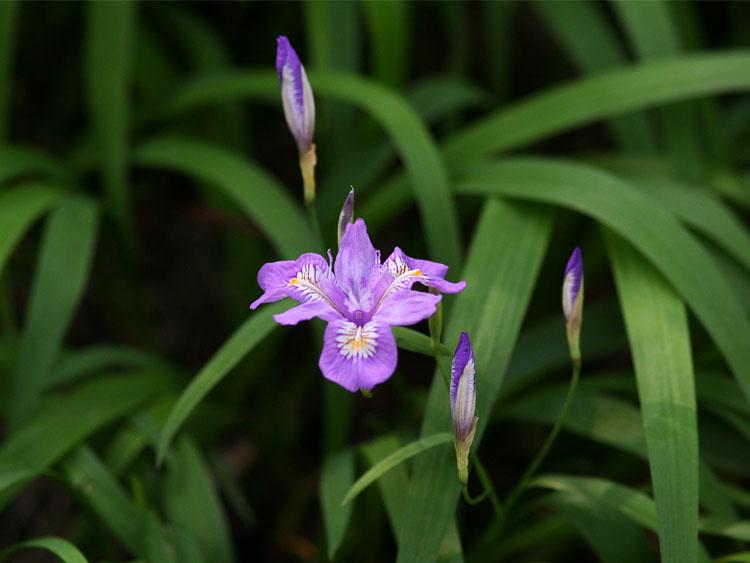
[276,36,317,205]
[337,188,355,245]
[562,247,584,363]
[450,332,477,485]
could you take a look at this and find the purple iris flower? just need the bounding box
[250,218,466,392]
[276,36,315,153]
[450,332,477,485]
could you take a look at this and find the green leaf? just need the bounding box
[0,183,60,279]
[64,446,147,557]
[457,159,750,404]
[607,233,699,563]
[612,0,703,179]
[342,433,453,507]
[532,474,749,547]
[8,196,99,428]
[546,492,656,563]
[444,52,750,166]
[361,435,409,544]
[0,537,89,563]
[304,0,359,159]
[134,136,313,257]
[165,437,235,563]
[320,449,355,560]
[0,0,19,143]
[0,146,72,187]
[86,0,136,243]
[49,344,163,388]
[0,372,171,505]
[397,200,553,562]
[532,0,656,151]
[393,327,450,358]
[157,302,284,464]
[362,0,410,88]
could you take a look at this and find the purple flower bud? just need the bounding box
[562,247,584,361]
[337,188,355,245]
[276,36,315,153]
[450,332,477,485]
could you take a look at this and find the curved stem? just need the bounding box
[472,454,503,519]
[502,359,582,524]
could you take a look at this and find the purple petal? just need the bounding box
[562,247,583,321]
[335,219,381,311]
[274,300,341,325]
[250,253,346,318]
[337,188,355,244]
[382,247,466,295]
[319,319,397,392]
[450,332,476,439]
[250,260,296,308]
[372,290,441,326]
[276,36,315,151]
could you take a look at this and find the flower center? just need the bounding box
[336,321,377,361]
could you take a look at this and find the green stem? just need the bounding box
[306,203,324,249]
[473,454,503,519]
[501,359,582,525]
[462,484,489,505]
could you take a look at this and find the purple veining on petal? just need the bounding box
[250,217,466,392]
[450,332,476,439]
[562,247,583,321]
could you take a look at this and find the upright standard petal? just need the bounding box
[337,188,355,245]
[335,219,381,311]
[319,318,397,392]
[276,36,315,153]
[562,247,584,362]
[451,332,477,485]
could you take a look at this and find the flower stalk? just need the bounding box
[500,248,585,525]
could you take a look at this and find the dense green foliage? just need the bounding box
[1,2,749,561]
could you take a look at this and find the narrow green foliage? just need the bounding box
[165,437,235,563]
[362,0,410,88]
[546,492,656,563]
[86,1,136,246]
[157,303,285,463]
[612,0,704,180]
[445,52,750,165]
[393,327,450,358]
[342,433,453,506]
[361,435,409,544]
[321,449,355,559]
[607,233,699,563]
[0,372,172,506]
[458,160,750,404]
[9,197,100,428]
[64,446,147,556]
[532,0,657,151]
[397,201,552,562]
[0,184,60,279]
[0,537,89,563]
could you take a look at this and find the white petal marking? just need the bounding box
[336,320,378,361]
